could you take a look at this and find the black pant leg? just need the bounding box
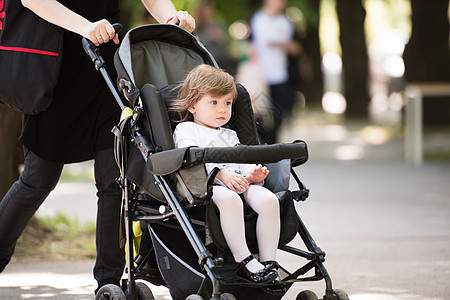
[93,147,124,288]
[0,150,63,272]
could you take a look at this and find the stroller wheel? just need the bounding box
[296,290,319,300]
[220,293,237,300]
[133,282,155,300]
[185,295,204,300]
[95,284,126,300]
[332,289,349,300]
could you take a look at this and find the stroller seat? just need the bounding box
[140,80,302,256]
[116,72,304,257]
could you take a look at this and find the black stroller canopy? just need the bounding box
[117,24,218,90]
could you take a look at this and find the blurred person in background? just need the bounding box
[250,0,301,144]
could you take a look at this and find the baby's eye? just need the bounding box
[226,101,232,106]
[211,100,217,105]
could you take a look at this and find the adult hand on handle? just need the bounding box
[83,19,120,46]
[167,10,196,33]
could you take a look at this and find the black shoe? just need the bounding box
[262,260,279,271]
[234,255,278,284]
[262,260,281,282]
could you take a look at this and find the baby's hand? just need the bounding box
[216,169,249,193]
[245,164,269,184]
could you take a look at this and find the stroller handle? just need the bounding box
[82,23,127,110]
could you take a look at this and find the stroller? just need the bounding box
[83,24,349,300]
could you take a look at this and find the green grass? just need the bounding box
[59,164,95,182]
[13,213,96,263]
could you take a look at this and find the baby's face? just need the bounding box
[188,93,234,129]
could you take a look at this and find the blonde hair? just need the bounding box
[169,64,237,122]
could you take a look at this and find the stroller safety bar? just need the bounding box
[146,141,308,176]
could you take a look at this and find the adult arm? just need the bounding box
[141,0,195,32]
[270,40,302,56]
[21,0,195,47]
[21,0,118,46]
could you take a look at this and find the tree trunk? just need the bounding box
[403,0,450,125]
[336,0,369,118]
[301,0,324,106]
[0,106,23,199]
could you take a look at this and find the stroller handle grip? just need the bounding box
[112,23,123,34]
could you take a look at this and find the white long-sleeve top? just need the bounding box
[173,121,256,176]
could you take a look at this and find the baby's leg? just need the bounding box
[244,185,280,261]
[212,186,264,272]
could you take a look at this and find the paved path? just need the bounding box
[1,120,449,299]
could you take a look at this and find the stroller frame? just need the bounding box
[83,24,347,300]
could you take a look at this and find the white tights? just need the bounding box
[212,185,280,271]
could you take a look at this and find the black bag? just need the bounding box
[0,0,63,114]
